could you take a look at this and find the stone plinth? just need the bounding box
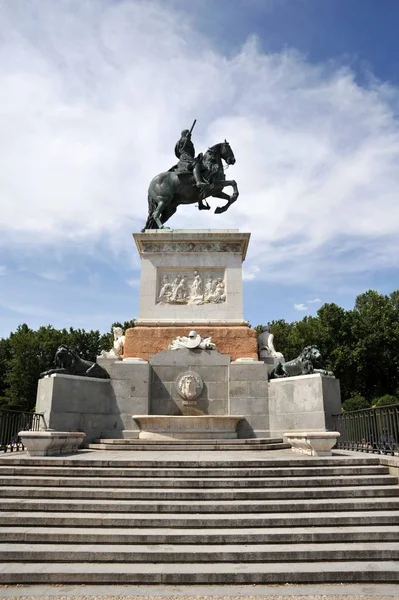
[133,415,243,440]
[133,230,250,326]
[35,367,150,442]
[124,325,257,362]
[268,373,341,439]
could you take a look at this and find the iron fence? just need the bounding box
[333,404,399,456]
[0,409,43,452]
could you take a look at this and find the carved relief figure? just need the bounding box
[180,374,199,400]
[175,370,204,405]
[191,271,203,298]
[157,270,225,305]
[171,275,189,302]
[204,277,225,303]
[158,275,173,302]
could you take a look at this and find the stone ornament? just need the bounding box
[175,371,204,405]
[40,345,110,379]
[158,270,225,305]
[169,330,216,351]
[257,327,285,362]
[142,242,242,254]
[100,327,125,359]
[270,345,334,379]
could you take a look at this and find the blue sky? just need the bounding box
[1,0,399,338]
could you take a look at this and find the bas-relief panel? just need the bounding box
[142,242,242,254]
[157,269,226,305]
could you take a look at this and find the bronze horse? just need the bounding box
[143,141,239,230]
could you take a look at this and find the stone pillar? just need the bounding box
[229,360,269,438]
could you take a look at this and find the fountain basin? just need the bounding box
[132,415,244,440]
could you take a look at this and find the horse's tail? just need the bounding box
[142,193,157,231]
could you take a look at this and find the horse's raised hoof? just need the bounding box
[214,206,225,214]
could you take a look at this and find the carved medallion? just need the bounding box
[175,371,204,405]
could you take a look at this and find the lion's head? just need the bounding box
[300,345,324,367]
[54,345,77,370]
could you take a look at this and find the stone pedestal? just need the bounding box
[124,229,257,361]
[268,374,341,439]
[36,363,151,442]
[124,326,257,362]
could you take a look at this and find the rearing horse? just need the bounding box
[143,141,239,230]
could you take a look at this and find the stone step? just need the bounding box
[2,509,398,528]
[1,541,398,563]
[0,474,395,488]
[1,561,398,584]
[0,456,382,467]
[2,525,399,544]
[94,438,285,445]
[2,496,399,514]
[1,484,397,501]
[0,464,389,478]
[86,442,292,451]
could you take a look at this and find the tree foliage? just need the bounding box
[255,289,399,406]
[0,323,114,411]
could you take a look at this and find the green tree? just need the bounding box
[0,337,11,406]
[372,394,399,408]
[342,395,371,412]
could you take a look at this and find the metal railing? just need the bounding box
[333,404,399,456]
[0,409,43,453]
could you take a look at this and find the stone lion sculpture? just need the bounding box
[40,345,110,379]
[270,345,334,379]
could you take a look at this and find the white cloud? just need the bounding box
[0,0,398,291]
[125,278,140,288]
[242,265,260,281]
[307,298,321,304]
[38,270,67,282]
[294,303,308,311]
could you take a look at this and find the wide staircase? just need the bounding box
[0,453,399,583]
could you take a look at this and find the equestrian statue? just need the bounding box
[143,120,239,230]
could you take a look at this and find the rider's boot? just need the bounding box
[193,163,208,190]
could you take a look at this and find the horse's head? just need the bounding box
[219,140,236,165]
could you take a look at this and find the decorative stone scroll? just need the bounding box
[143,242,242,254]
[175,371,204,405]
[157,270,225,305]
[169,331,216,351]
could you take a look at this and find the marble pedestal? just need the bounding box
[124,229,257,361]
